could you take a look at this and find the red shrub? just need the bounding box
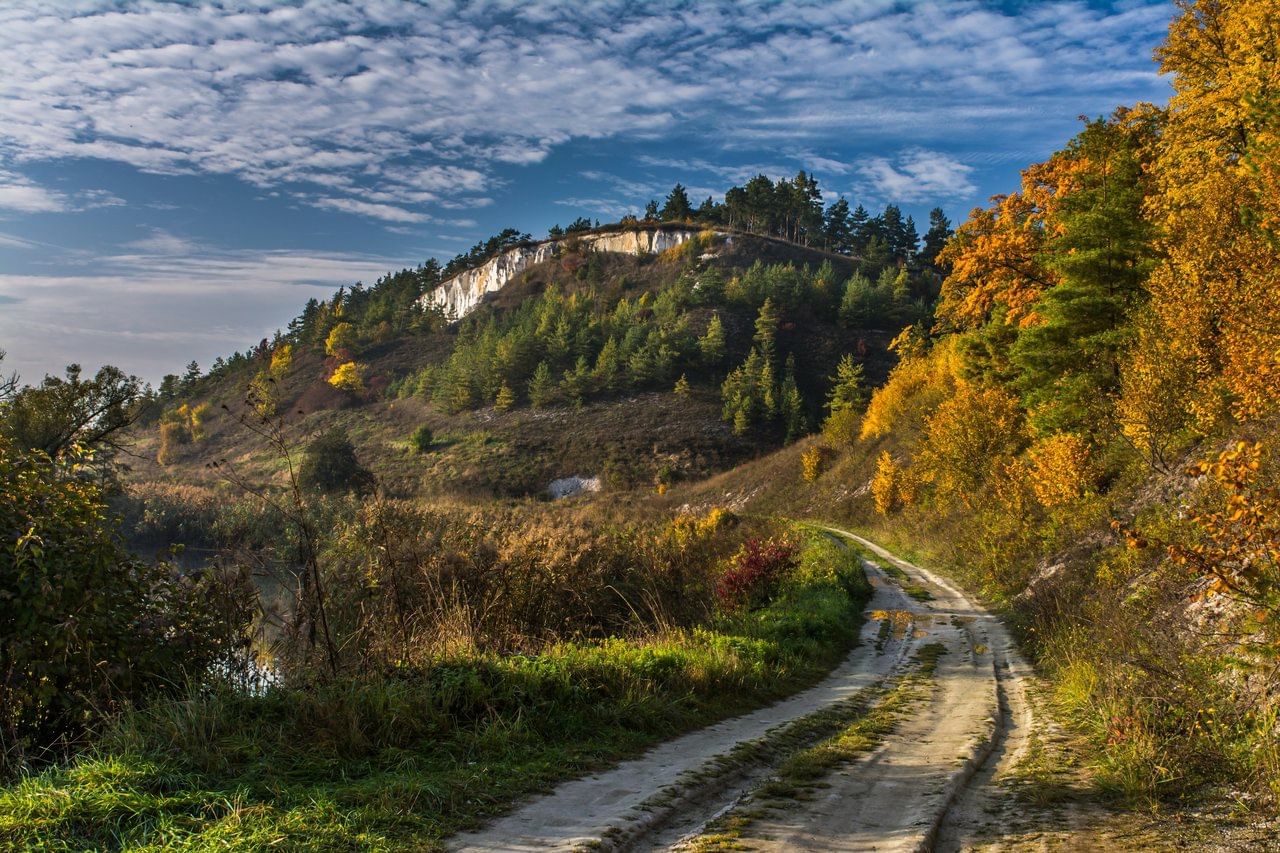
[716,536,799,611]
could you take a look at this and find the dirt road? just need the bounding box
[449,530,1036,852]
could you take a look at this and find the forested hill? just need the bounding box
[111,171,954,499]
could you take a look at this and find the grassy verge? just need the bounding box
[0,530,870,851]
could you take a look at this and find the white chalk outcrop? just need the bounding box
[547,475,602,500]
[419,228,725,320]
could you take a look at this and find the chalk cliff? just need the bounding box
[420,228,724,319]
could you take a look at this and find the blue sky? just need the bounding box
[0,0,1175,384]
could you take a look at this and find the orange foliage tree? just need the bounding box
[1139,0,1280,431]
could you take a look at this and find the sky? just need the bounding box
[0,0,1176,385]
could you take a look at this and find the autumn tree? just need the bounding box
[1137,0,1280,431]
[916,383,1025,509]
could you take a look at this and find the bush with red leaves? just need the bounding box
[716,536,799,611]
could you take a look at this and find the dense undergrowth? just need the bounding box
[0,513,869,850]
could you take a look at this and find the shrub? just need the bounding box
[298,428,375,495]
[821,406,861,446]
[410,424,434,454]
[156,420,188,465]
[0,438,251,774]
[717,537,799,611]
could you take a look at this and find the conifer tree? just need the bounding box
[823,198,853,253]
[825,353,867,416]
[920,208,953,267]
[753,298,779,365]
[494,383,516,411]
[699,314,727,367]
[528,361,555,408]
[660,184,693,221]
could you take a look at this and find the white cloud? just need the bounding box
[308,197,428,224]
[0,1,1170,223]
[0,243,402,383]
[858,149,977,203]
[0,170,70,213]
[124,228,197,255]
[0,169,127,214]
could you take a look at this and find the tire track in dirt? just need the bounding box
[449,540,923,853]
[450,531,1033,853]
[663,529,1031,852]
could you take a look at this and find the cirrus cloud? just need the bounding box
[0,0,1172,223]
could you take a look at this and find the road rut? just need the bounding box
[449,530,1033,852]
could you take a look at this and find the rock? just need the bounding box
[419,228,725,320]
[547,475,602,500]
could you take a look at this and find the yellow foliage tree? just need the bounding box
[871,451,902,515]
[936,189,1058,330]
[325,322,358,359]
[328,361,366,394]
[1117,309,1197,469]
[859,337,961,442]
[156,402,210,464]
[1025,432,1094,508]
[916,383,1025,509]
[269,343,293,380]
[801,445,825,483]
[1141,0,1280,431]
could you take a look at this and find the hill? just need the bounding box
[129,223,921,502]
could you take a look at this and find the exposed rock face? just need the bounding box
[420,228,723,320]
[547,475,602,500]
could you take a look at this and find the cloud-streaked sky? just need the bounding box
[0,0,1174,384]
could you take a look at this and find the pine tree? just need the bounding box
[849,204,872,254]
[823,198,853,253]
[903,215,920,261]
[880,205,909,262]
[643,199,659,221]
[674,374,691,396]
[528,361,555,408]
[781,355,807,441]
[825,354,866,415]
[699,314,727,367]
[594,336,622,392]
[920,208,953,267]
[660,183,693,221]
[838,272,872,327]
[561,355,593,406]
[494,383,516,411]
[753,298,779,365]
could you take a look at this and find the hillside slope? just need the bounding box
[133,228,912,502]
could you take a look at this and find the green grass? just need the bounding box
[0,532,871,851]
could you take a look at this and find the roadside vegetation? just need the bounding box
[675,0,1280,818]
[0,489,870,849]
